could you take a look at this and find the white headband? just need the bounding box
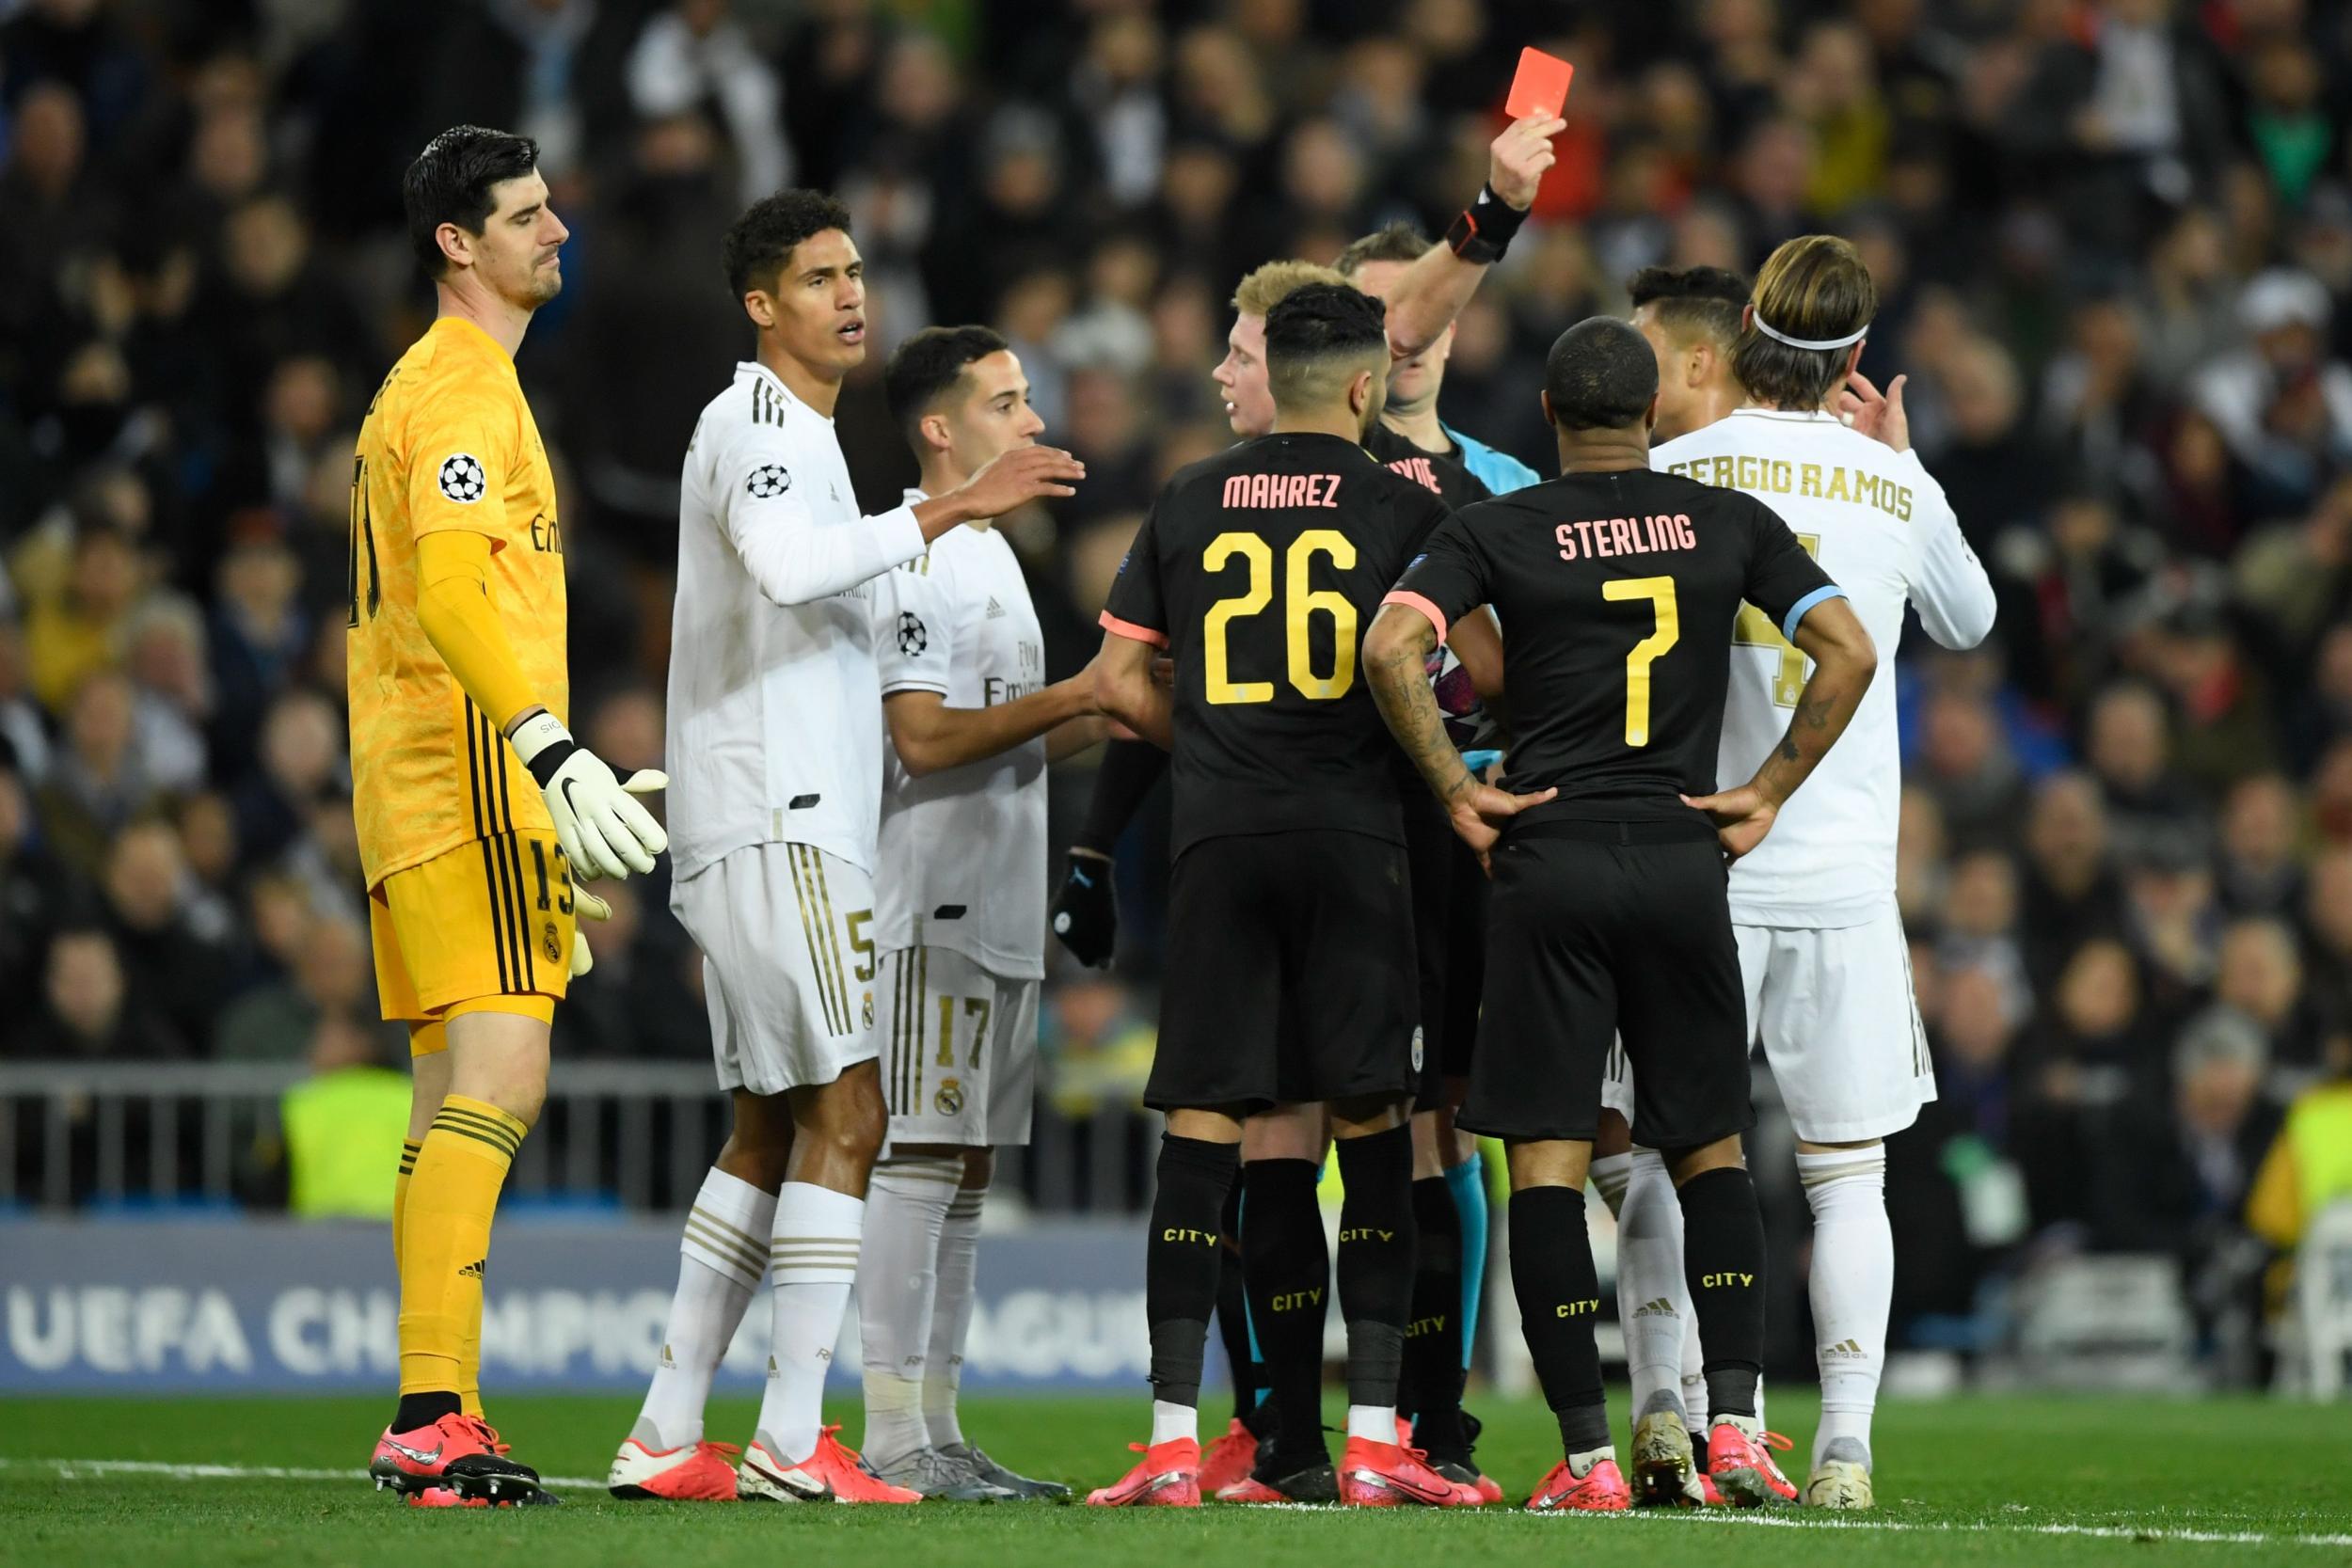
[1751,312,1869,352]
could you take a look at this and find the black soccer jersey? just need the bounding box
[1363,422,1492,514]
[1389,467,1839,830]
[1103,431,1454,856]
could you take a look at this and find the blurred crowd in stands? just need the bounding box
[6,0,2352,1374]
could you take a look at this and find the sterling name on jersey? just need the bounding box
[1389,467,1838,831]
[1102,432,1452,857]
[873,489,1051,979]
[668,362,926,879]
[1653,409,1996,926]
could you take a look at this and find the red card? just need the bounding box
[1504,47,1574,120]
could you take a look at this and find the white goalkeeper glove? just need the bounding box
[509,711,668,882]
[570,886,610,978]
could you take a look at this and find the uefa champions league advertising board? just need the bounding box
[0,1218,1148,1393]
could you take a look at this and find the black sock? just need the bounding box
[1242,1158,1327,1458]
[1214,1182,1258,1424]
[1403,1174,1468,1456]
[392,1391,462,1433]
[1678,1165,1767,1419]
[1509,1184,1610,1455]
[1146,1133,1240,1408]
[1333,1124,1416,1411]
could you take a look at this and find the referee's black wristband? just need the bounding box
[1445,185,1528,265]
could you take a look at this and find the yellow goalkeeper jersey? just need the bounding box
[347,315,569,890]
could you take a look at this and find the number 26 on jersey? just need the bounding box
[1200,530,1358,705]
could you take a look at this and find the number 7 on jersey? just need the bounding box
[1604,576,1678,747]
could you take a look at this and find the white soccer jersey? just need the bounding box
[667,361,926,880]
[1652,409,1995,927]
[872,489,1051,978]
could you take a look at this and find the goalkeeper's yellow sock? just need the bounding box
[392,1140,421,1273]
[396,1096,524,1422]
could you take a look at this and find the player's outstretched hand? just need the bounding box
[1680,784,1778,864]
[1488,115,1566,210]
[956,444,1086,519]
[1448,780,1558,871]
[570,886,612,978]
[1836,372,1909,451]
[1050,848,1118,968]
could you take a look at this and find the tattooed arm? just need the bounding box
[1681,594,1877,862]
[1364,602,1554,864]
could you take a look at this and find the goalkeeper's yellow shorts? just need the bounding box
[371,829,576,1038]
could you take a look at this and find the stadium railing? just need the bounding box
[0,1063,1152,1215]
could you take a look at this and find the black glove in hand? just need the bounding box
[1050,849,1118,968]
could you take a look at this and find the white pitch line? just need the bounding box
[0,1456,606,1490]
[5,1456,2350,1548]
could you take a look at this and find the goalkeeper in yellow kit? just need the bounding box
[352,125,666,1506]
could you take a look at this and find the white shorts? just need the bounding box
[1601,902,1934,1145]
[877,944,1039,1148]
[673,844,878,1096]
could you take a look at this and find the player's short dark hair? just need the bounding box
[1263,281,1389,410]
[723,188,854,299]
[403,124,540,281]
[885,325,1011,445]
[1734,234,1877,411]
[1545,316,1661,432]
[1628,265,1749,350]
[1334,222,1432,277]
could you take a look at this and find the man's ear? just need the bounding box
[1845,338,1867,382]
[1351,368,1376,416]
[435,222,474,275]
[1645,392,1660,433]
[1688,343,1713,388]
[1740,301,1756,333]
[742,290,777,331]
[918,410,954,457]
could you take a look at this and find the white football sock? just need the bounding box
[856,1157,961,1467]
[634,1167,775,1450]
[1151,1399,1196,1447]
[1679,1273,1708,1429]
[1614,1148,1692,1421]
[755,1181,863,1465]
[1799,1146,1890,1470]
[926,1180,986,1452]
[1344,1403,1398,1443]
[1589,1152,1632,1218]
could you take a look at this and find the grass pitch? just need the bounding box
[5,1390,2348,1566]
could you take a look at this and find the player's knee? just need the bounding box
[1592,1108,1634,1159]
[1505,1138,1588,1192]
[961,1146,995,1189]
[1663,1136,1745,1186]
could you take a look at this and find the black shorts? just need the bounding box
[1455,821,1753,1148]
[1149,829,1421,1113]
[1404,793,1487,1113]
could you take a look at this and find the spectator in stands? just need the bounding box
[2247,1034,2352,1261]
[122,593,211,795]
[101,817,233,1049]
[207,537,309,780]
[35,670,157,877]
[211,912,388,1061]
[2215,774,2305,919]
[0,759,69,1005]
[2215,916,2330,1097]
[2193,270,2352,516]
[2018,771,2129,991]
[2087,681,2205,867]
[14,925,187,1060]
[2017,937,2157,1226]
[230,687,340,867]
[251,1013,411,1218]
[23,522,139,715]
